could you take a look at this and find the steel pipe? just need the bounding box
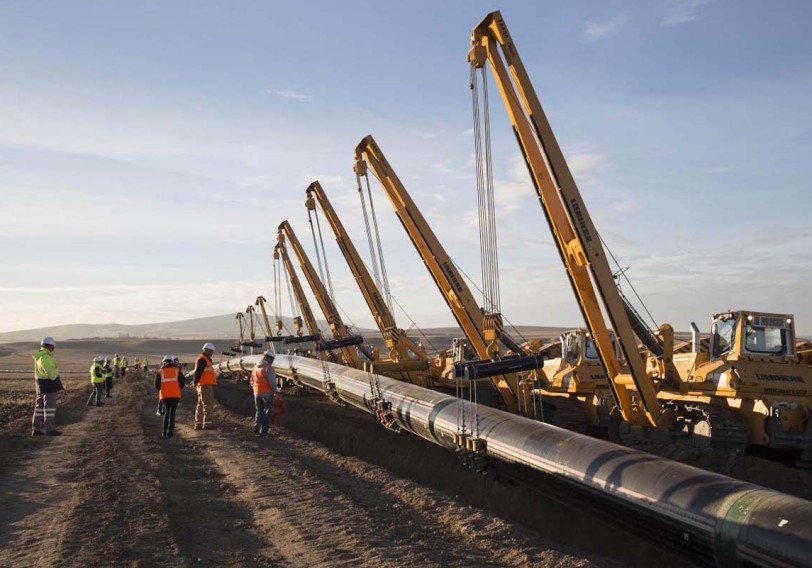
[216,354,812,567]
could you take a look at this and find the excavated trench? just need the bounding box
[216,380,697,567]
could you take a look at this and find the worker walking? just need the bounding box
[143,357,149,374]
[87,356,106,407]
[192,342,218,430]
[32,336,64,436]
[250,350,280,437]
[119,356,128,377]
[155,355,185,438]
[134,358,141,371]
[112,354,121,379]
[103,356,114,398]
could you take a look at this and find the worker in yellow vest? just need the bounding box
[143,357,149,374]
[119,356,128,377]
[250,350,281,436]
[154,355,185,438]
[112,354,121,379]
[192,342,218,430]
[87,356,106,407]
[103,356,114,398]
[32,336,64,436]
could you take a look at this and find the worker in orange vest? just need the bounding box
[192,342,218,430]
[250,350,280,436]
[154,355,185,438]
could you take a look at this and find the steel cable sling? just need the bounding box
[356,169,394,315]
[308,207,336,303]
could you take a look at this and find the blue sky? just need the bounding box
[1,0,810,336]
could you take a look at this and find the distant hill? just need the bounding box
[0,313,336,343]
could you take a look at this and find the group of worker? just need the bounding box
[153,342,217,437]
[86,353,131,406]
[33,337,285,439]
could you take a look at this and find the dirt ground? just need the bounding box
[1,339,810,567]
[0,369,622,567]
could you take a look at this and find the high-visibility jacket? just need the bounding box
[251,364,274,396]
[102,364,113,379]
[34,348,59,380]
[159,366,182,399]
[112,356,121,369]
[90,362,106,384]
[195,354,217,386]
[120,358,128,369]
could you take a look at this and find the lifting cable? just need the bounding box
[448,257,532,347]
[356,171,394,314]
[307,208,336,303]
[273,254,295,336]
[471,64,501,316]
[599,234,659,330]
[280,257,302,333]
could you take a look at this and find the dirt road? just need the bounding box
[0,373,615,567]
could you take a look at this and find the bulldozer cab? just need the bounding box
[710,311,796,361]
[562,330,618,366]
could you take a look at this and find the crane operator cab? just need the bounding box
[542,330,616,393]
[709,311,796,361]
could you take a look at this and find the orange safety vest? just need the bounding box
[251,365,272,396]
[159,366,182,400]
[196,354,217,386]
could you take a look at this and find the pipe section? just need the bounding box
[216,355,812,567]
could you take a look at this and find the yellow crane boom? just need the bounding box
[469,11,661,427]
[278,220,363,369]
[305,181,435,385]
[354,135,530,412]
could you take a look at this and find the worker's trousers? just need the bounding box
[162,398,179,435]
[87,383,104,406]
[195,385,215,427]
[32,392,57,432]
[114,367,121,379]
[105,376,113,396]
[254,392,275,435]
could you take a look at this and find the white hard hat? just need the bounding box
[94,355,104,362]
[263,350,276,359]
[41,336,55,347]
[162,355,172,363]
[202,342,215,352]
[172,356,180,362]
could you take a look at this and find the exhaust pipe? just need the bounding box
[690,322,700,353]
[216,355,812,567]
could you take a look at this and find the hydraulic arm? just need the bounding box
[305,181,437,385]
[278,220,364,369]
[469,11,661,427]
[355,135,540,413]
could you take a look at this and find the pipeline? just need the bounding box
[216,354,812,567]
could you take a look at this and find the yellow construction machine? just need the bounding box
[469,10,812,457]
[277,220,369,369]
[305,181,446,387]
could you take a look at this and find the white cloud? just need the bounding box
[430,160,462,177]
[303,173,346,188]
[580,16,629,42]
[609,198,643,215]
[566,150,609,185]
[265,88,313,102]
[661,0,713,27]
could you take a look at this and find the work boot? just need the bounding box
[106,393,112,398]
[32,429,45,436]
[194,424,202,430]
[161,431,167,438]
[45,430,63,436]
[96,402,105,407]
[167,430,174,438]
[254,425,260,435]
